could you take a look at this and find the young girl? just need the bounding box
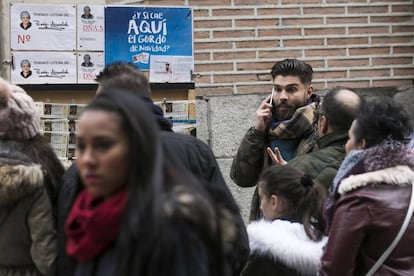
[241,165,327,276]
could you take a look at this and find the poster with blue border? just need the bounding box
[105,6,193,72]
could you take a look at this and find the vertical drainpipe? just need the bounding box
[205,97,213,149]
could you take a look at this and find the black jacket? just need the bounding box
[57,131,249,276]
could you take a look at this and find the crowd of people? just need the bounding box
[0,58,413,275]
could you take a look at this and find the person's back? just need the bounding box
[0,142,56,276]
[160,132,249,273]
[285,88,361,190]
[0,78,61,276]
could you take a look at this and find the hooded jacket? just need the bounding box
[0,141,57,276]
[241,219,327,276]
[320,140,414,276]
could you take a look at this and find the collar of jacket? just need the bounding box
[315,130,348,150]
[247,219,327,275]
[338,165,414,195]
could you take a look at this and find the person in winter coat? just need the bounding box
[268,87,361,191]
[320,97,414,275]
[57,62,248,276]
[65,87,242,276]
[241,165,327,276]
[231,58,320,221]
[0,77,64,276]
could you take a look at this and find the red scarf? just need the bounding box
[65,188,128,263]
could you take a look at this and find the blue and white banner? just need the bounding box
[105,6,193,71]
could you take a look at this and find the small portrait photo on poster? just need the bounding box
[81,6,94,19]
[20,10,32,30]
[81,54,94,67]
[20,59,32,79]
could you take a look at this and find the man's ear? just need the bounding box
[306,84,313,99]
[320,116,329,135]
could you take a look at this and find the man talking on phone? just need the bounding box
[230,58,320,221]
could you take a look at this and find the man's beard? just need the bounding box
[275,105,296,121]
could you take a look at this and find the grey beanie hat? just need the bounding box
[0,77,40,140]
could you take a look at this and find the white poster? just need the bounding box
[10,4,76,51]
[11,52,77,84]
[77,52,105,83]
[150,56,194,83]
[77,5,105,51]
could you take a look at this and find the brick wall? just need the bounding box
[115,0,414,96]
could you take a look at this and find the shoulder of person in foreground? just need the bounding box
[160,131,224,187]
[160,132,250,274]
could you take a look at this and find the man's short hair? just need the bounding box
[270,59,313,86]
[96,62,151,97]
[321,87,360,132]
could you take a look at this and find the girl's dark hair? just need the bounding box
[258,165,327,241]
[87,88,224,275]
[354,97,412,148]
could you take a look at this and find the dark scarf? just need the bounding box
[65,188,128,263]
[141,97,173,132]
[269,96,318,139]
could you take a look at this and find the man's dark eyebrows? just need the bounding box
[273,83,300,88]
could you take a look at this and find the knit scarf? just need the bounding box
[65,188,128,263]
[269,100,317,140]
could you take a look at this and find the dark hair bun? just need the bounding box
[301,174,314,188]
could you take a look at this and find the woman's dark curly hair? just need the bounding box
[354,97,412,148]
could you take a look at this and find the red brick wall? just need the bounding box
[135,0,414,96]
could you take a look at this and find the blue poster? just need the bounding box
[105,6,193,70]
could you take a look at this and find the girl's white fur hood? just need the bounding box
[247,219,327,275]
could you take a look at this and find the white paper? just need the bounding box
[10,3,76,51]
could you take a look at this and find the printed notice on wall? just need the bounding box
[105,6,193,75]
[11,52,76,84]
[77,52,105,83]
[10,3,76,51]
[150,56,193,83]
[77,5,104,51]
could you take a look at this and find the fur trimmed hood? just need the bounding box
[247,219,327,275]
[0,141,44,206]
[338,165,414,195]
[0,163,43,206]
